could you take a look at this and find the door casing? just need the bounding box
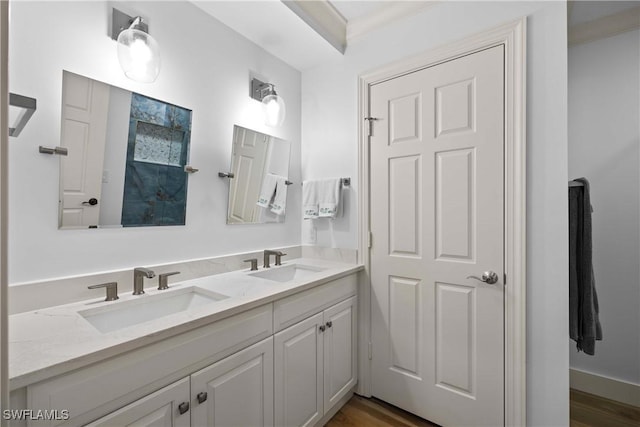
[357,18,527,426]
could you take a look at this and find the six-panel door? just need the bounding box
[370,45,505,426]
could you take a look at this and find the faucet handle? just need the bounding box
[244,259,258,271]
[158,271,180,290]
[88,282,119,301]
[274,253,287,266]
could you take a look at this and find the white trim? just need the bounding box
[570,368,640,408]
[347,1,439,43]
[357,18,527,426]
[0,1,9,423]
[569,6,640,46]
[282,0,347,53]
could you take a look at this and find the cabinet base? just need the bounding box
[314,385,357,427]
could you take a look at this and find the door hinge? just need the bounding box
[504,273,507,285]
[364,117,379,137]
[367,231,373,249]
[368,342,373,360]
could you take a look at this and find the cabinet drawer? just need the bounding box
[27,304,272,427]
[273,274,357,332]
[84,377,190,427]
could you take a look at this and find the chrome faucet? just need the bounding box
[133,267,155,295]
[263,250,286,268]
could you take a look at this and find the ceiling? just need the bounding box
[569,1,639,27]
[191,0,435,71]
[192,1,640,71]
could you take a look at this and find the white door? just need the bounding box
[370,45,505,426]
[228,126,269,223]
[323,296,357,413]
[60,71,110,228]
[274,312,323,427]
[85,378,190,427]
[191,338,274,427]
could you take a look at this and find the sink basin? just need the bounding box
[249,264,326,283]
[79,286,228,333]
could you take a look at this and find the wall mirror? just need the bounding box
[59,71,193,229]
[226,125,291,224]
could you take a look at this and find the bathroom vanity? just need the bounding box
[9,258,362,427]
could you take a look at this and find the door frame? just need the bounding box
[357,18,527,426]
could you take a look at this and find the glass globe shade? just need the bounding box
[262,93,286,127]
[117,29,161,83]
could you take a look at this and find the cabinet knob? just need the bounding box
[197,391,208,404]
[319,325,326,332]
[178,402,190,415]
[326,321,333,328]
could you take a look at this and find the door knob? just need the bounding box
[466,271,499,285]
[82,198,98,206]
[196,392,208,404]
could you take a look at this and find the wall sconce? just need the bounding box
[111,8,161,83]
[8,93,36,137]
[251,78,286,127]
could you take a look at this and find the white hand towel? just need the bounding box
[302,180,319,219]
[257,173,278,208]
[318,178,342,218]
[270,175,288,215]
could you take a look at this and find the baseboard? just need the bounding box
[570,368,640,408]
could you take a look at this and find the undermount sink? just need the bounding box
[249,264,327,283]
[79,286,228,333]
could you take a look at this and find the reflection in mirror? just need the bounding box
[226,125,291,224]
[59,71,192,229]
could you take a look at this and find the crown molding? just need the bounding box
[569,5,640,46]
[282,0,347,53]
[347,1,439,42]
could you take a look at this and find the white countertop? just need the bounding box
[9,258,363,390]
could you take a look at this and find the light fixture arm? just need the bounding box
[127,17,148,33]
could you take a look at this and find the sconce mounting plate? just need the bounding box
[251,78,273,101]
[112,8,148,40]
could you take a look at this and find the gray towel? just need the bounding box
[569,177,602,355]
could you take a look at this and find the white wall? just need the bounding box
[568,29,640,385]
[8,1,302,283]
[301,2,569,425]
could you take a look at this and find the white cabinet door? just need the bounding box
[274,312,324,427]
[191,337,274,427]
[85,378,190,427]
[323,296,357,413]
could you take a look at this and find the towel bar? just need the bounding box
[300,177,351,187]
